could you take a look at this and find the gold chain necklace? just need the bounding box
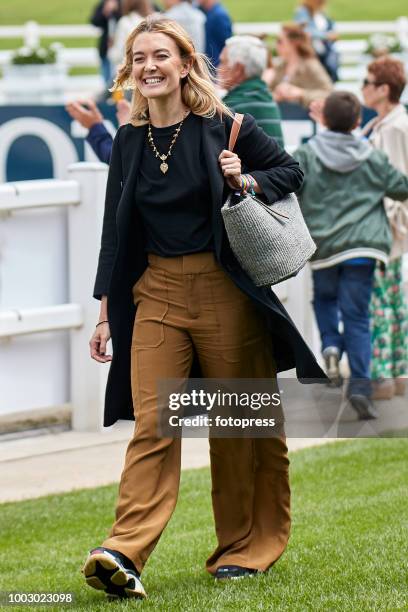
[147,112,188,175]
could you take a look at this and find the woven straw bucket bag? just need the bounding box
[221,114,316,286]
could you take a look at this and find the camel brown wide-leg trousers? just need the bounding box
[102,252,291,575]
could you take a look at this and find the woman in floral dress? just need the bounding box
[362,56,408,399]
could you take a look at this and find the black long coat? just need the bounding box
[94,113,325,427]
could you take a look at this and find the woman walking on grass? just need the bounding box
[82,16,323,600]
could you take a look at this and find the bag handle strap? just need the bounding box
[228,113,244,152]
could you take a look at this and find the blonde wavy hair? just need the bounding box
[111,16,233,126]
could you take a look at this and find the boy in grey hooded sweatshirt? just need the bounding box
[293,91,408,420]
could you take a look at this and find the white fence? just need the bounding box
[0,165,318,431]
[0,19,408,98]
[0,19,407,43]
[0,164,111,431]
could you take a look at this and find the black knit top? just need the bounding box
[135,112,214,256]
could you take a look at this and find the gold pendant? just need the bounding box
[160,162,169,174]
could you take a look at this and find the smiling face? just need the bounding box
[131,32,191,101]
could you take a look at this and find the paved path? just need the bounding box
[0,422,340,503]
[2,384,407,504]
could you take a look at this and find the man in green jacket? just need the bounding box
[218,35,284,148]
[293,91,408,420]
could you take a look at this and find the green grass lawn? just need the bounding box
[0,0,407,25]
[1,438,407,611]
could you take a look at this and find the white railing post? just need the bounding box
[397,16,408,48]
[24,21,40,48]
[67,162,109,431]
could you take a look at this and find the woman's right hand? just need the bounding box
[90,322,112,363]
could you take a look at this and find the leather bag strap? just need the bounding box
[228,113,244,152]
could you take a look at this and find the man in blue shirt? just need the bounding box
[196,0,233,67]
[65,99,130,164]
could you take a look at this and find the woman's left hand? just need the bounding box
[218,150,242,190]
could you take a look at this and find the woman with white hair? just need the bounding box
[218,35,284,147]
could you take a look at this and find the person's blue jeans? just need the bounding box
[101,56,113,88]
[312,261,376,397]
